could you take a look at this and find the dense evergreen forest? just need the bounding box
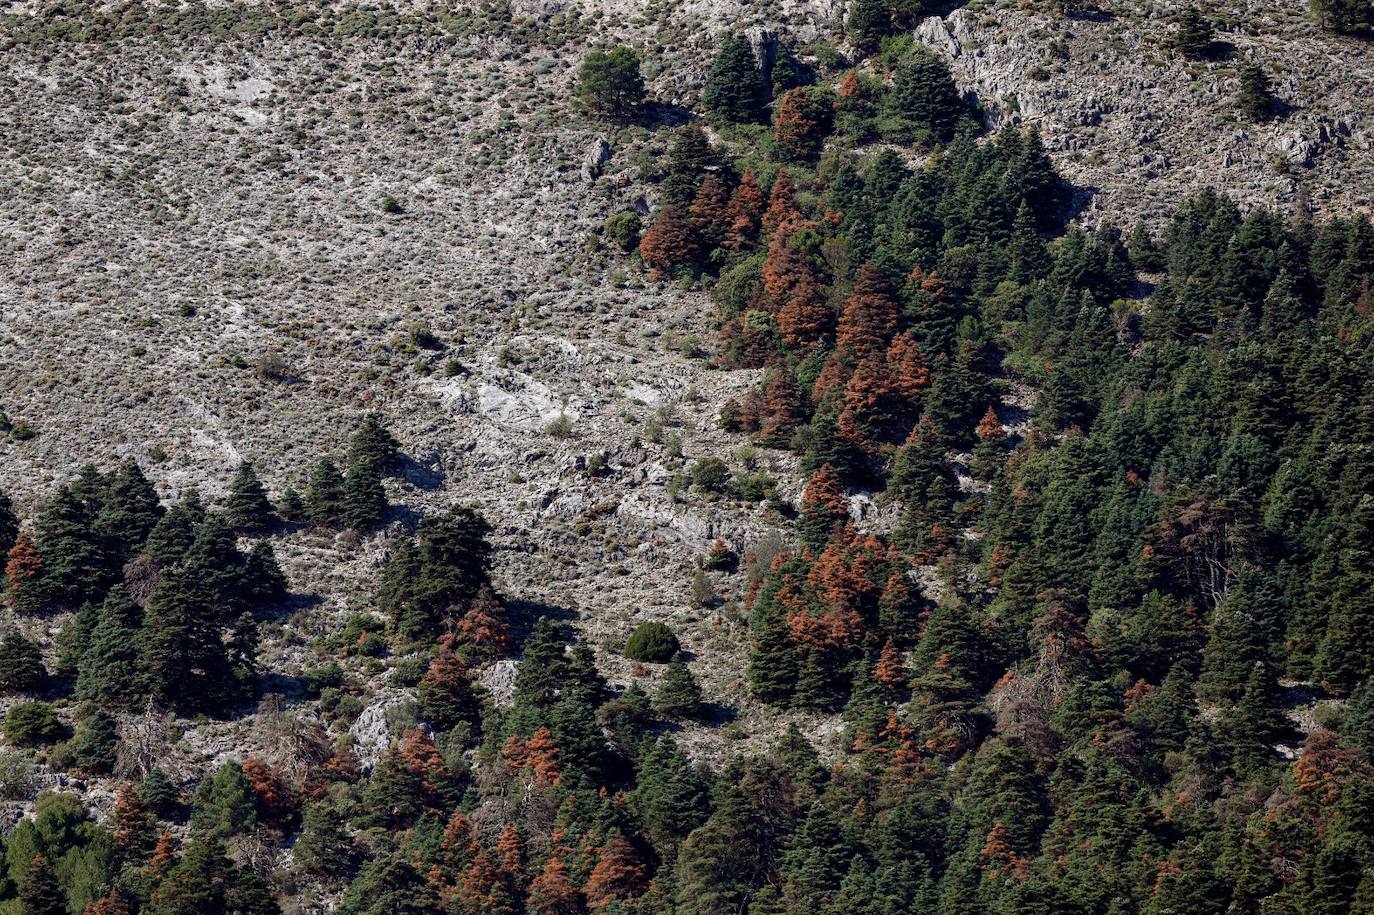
[3,17,1374,915]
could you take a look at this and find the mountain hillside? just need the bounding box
[1,0,1374,912]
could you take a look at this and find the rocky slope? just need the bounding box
[921,0,1374,227]
[0,0,1370,807]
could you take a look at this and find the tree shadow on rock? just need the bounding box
[505,598,580,647]
[700,702,738,727]
[396,453,444,492]
[640,101,695,131]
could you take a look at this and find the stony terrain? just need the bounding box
[0,17,823,783]
[0,0,1371,802]
[925,0,1374,226]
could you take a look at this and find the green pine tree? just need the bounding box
[655,655,705,720]
[661,123,720,208]
[189,762,258,839]
[781,802,852,910]
[303,458,346,525]
[223,462,276,533]
[346,414,400,477]
[242,539,288,606]
[1174,7,1215,57]
[1237,61,1276,122]
[703,33,764,123]
[98,459,164,558]
[144,499,197,566]
[1311,0,1373,33]
[577,46,646,119]
[341,462,387,531]
[0,632,45,694]
[1220,662,1286,779]
[69,709,118,774]
[631,735,710,852]
[880,48,964,146]
[294,799,359,879]
[141,767,181,817]
[32,483,113,610]
[277,486,305,522]
[848,0,892,53]
[76,585,144,707]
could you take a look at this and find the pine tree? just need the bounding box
[799,464,849,549]
[77,585,144,707]
[19,854,66,915]
[837,263,899,356]
[875,638,909,694]
[1127,221,1166,272]
[0,632,45,693]
[189,762,258,839]
[1311,0,1372,33]
[1315,502,1374,694]
[139,565,233,710]
[662,124,718,207]
[749,597,799,705]
[1219,662,1285,778]
[341,461,386,531]
[417,646,480,732]
[71,709,119,773]
[242,539,287,606]
[577,45,646,119]
[881,48,963,146]
[1008,202,1049,283]
[346,414,400,476]
[85,892,133,915]
[639,205,698,279]
[528,856,580,915]
[223,462,275,533]
[33,483,112,610]
[773,87,831,162]
[632,736,711,852]
[294,800,358,879]
[689,173,731,252]
[98,460,163,558]
[583,832,647,912]
[376,507,494,640]
[456,584,513,659]
[144,500,197,566]
[141,767,181,818]
[702,33,764,123]
[146,834,277,915]
[848,0,893,53]
[338,851,439,915]
[723,171,765,250]
[1237,61,1276,122]
[277,486,305,522]
[1173,8,1215,57]
[113,782,156,863]
[762,170,798,236]
[781,802,852,909]
[777,266,830,347]
[655,656,705,719]
[303,458,345,525]
[757,365,807,446]
[53,597,100,681]
[512,617,568,713]
[5,532,44,613]
[1343,679,1374,752]
[1198,571,1281,701]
